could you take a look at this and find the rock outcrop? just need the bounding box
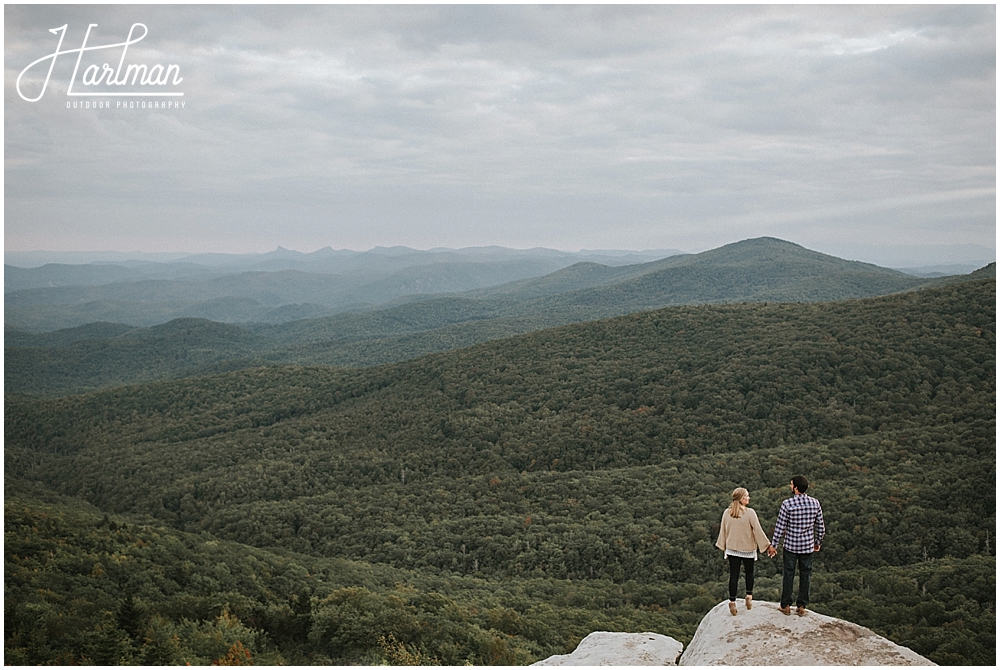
[679,601,934,666]
[533,601,935,666]
[532,631,684,666]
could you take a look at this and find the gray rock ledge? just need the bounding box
[532,601,935,666]
[678,600,935,666]
[532,631,684,666]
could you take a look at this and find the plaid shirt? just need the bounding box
[771,493,825,554]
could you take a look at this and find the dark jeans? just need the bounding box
[727,555,755,601]
[781,550,814,608]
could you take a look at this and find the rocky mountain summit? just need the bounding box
[534,601,935,666]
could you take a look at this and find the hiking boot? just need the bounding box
[797,606,807,617]
[729,601,738,616]
[779,605,791,615]
[745,595,753,610]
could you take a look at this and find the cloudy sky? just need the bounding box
[4,4,996,264]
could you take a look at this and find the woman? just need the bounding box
[715,487,774,616]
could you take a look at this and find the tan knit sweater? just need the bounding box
[715,507,772,553]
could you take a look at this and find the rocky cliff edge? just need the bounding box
[534,600,935,666]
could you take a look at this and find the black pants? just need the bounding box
[780,550,814,608]
[727,555,755,601]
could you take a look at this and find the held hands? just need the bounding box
[766,545,777,558]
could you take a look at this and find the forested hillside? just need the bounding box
[5,485,718,665]
[5,319,274,395]
[6,486,992,665]
[5,277,995,664]
[5,238,960,396]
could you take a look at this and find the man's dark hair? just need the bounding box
[792,475,809,493]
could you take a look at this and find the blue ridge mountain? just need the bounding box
[4,238,988,395]
[6,250,661,330]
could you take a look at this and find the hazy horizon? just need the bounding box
[5,236,996,271]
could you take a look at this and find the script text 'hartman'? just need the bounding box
[17,23,184,102]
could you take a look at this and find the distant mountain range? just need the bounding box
[5,246,681,331]
[5,238,994,396]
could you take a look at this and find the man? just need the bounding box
[766,475,825,616]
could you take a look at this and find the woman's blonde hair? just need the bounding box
[729,487,749,518]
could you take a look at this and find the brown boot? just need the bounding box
[797,606,807,617]
[745,595,753,610]
[779,605,791,615]
[729,601,738,616]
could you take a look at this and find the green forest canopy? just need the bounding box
[5,276,995,664]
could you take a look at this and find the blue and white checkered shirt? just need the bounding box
[771,493,825,554]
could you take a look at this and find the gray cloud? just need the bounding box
[4,5,995,263]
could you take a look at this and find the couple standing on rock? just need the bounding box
[715,475,825,617]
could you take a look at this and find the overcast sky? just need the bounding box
[4,4,996,264]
